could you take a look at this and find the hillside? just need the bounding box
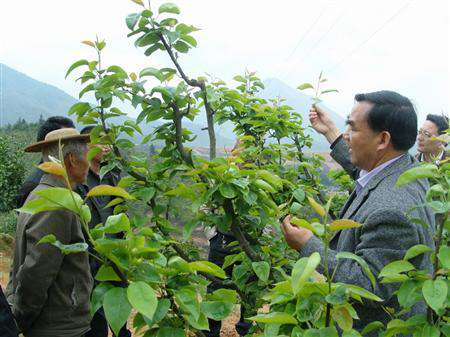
[0,64,345,150]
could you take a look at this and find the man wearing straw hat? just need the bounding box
[6,128,94,337]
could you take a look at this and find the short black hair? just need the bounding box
[37,116,75,141]
[426,114,449,135]
[80,125,96,135]
[354,90,417,151]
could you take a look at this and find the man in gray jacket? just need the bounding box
[282,91,435,335]
[6,128,93,337]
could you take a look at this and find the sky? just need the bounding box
[1,0,449,123]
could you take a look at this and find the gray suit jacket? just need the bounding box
[299,138,435,335]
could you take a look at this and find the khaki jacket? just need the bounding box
[6,174,93,337]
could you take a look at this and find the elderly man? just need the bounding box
[6,128,93,337]
[417,114,448,164]
[282,91,435,335]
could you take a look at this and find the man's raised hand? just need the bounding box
[309,105,340,144]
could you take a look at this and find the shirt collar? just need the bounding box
[357,154,405,189]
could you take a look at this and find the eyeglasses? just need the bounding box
[418,129,433,138]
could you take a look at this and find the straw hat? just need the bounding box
[25,128,90,153]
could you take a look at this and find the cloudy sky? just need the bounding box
[1,0,448,122]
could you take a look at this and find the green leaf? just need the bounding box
[304,327,339,337]
[176,23,200,34]
[173,40,190,53]
[180,35,197,47]
[68,102,91,116]
[35,187,83,214]
[91,282,114,317]
[65,59,89,78]
[189,261,226,279]
[208,289,238,303]
[168,256,192,273]
[417,324,441,337]
[422,279,447,313]
[379,260,415,279]
[252,261,270,283]
[396,280,423,308]
[345,284,383,302]
[127,281,158,319]
[291,252,321,295]
[38,234,88,255]
[156,327,185,337]
[292,188,305,203]
[103,213,131,234]
[438,246,450,269]
[403,244,432,261]
[87,147,102,161]
[17,198,62,214]
[158,2,181,14]
[174,287,200,320]
[126,13,141,30]
[247,312,297,324]
[336,252,376,289]
[290,217,324,236]
[103,287,132,336]
[201,301,234,320]
[360,321,384,336]
[396,164,438,187]
[321,89,339,95]
[95,265,121,282]
[140,67,163,81]
[151,298,171,324]
[297,83,314,91]
[219,183,236,198]
[87,185,134,199]
[342,329,362,337]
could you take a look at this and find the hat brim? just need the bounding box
[25,134,90,153]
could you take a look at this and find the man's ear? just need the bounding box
[377,131,391,151]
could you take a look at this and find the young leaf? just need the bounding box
[307,196,326,218]
[396,164,438,187]
[438,246,450,269]
[403,244,432,261]
[291,252,321,295]
[127,281,158,320]
[82,40,96,48]
[290,217,325,236]
[329,219,362,231]
[379,260,415,279]
[336,252,376,289]
[159,3,180,15]
[87,185,134,200]
[37,162,66,177]
[189,261,226,279]
[246,312,297,324]
[103,214,131,234]
[297,83,314,91]
[95,265,121,282]
[65,59,89,79]
[200,301,234,320]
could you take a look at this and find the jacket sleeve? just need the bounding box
[12,210,73,332]
[299,209,422,306]
[330,136,360,180]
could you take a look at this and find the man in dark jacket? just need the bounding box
[16,116,75,207]
[282,91,435,336]
[76,126,130,337]
[6,128,93,337]
[416,113,448,165]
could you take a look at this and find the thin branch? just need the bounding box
[170,102,193,166]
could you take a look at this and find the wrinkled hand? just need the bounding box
[281,215,313,251]
[309,105,340,144]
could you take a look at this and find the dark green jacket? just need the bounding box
[6,174,93,337]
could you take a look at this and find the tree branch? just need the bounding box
[223,199,260,261]
[170,102,193,166]
[158,32,216,159]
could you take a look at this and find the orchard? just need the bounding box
[18,1,449,337]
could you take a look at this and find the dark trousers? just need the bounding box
[204,232,252,337]
[0,285,18,337]
[85,307,131,337]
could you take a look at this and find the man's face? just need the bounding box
[343,102,381,171]
[417,120,442,154]
[66,146,90,185]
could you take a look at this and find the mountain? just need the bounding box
[0,63,77,126]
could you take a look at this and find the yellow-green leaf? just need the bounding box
[38,162,66,177]
[307,196,326,217]
[87,185,134,200]
[329,219,362,231]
